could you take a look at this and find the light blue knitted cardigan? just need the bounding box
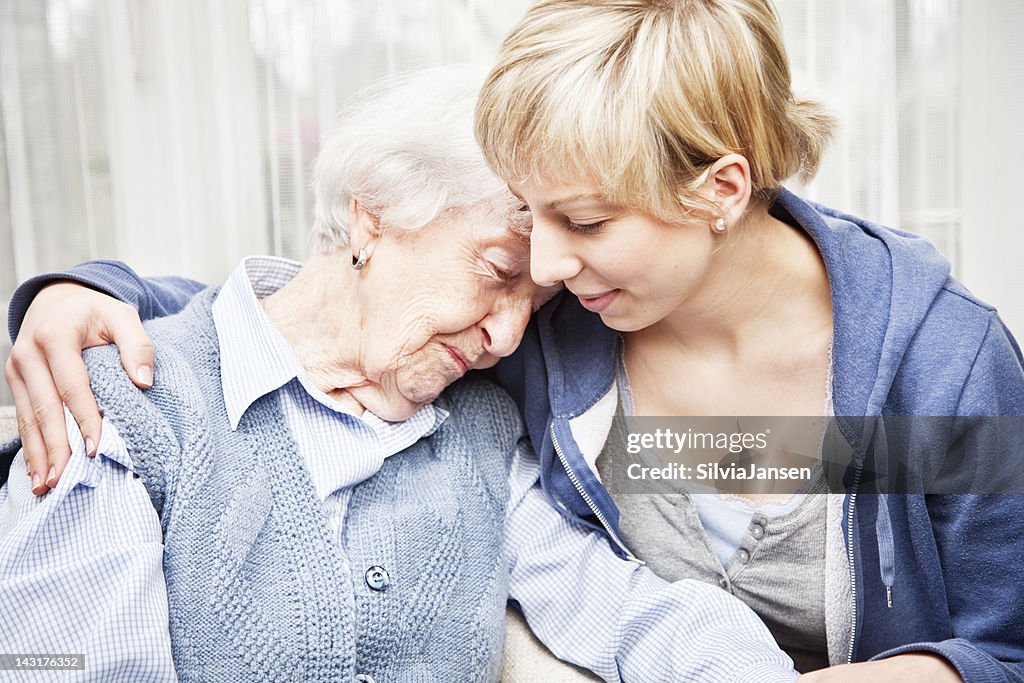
[83,288,520,682]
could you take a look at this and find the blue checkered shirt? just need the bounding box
[0,257,796,682]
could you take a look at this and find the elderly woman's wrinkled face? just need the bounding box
[356,202,556,418]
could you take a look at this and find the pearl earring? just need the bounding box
[351,248,369,270]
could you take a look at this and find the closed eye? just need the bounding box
[566,220,605,234]
[482,257,517,283]
[492,265,517,282]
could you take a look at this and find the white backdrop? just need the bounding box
[1,0,1022,405]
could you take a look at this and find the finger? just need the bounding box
[39,335,103,462]
[5,360,57,496]
[11,354,74,495]
[102,307,155,389]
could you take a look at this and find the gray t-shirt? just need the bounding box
[597,380,831,673]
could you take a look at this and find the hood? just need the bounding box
[775,188,955,618]
[777,188,952,422]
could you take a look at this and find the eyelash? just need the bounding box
[487,262,517,283]
[566,220,605,234]
[494,266,516,282]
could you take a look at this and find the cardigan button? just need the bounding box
[365,565,390,591]
[751,522,765,540]
[355,674,376,683]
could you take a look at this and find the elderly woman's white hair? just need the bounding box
[310,65,515,254]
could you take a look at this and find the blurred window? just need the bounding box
[3,0,1021,406]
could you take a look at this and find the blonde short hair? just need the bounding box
[475,0,836,220]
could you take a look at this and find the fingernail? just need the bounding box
[32,472,42,492]
[86,437,96,457]
[137,365,153,387]
[46,466,57,487]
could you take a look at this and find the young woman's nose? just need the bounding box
[529,217,583,288]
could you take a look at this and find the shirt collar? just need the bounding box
[213,256,305,430]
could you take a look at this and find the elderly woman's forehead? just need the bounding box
[446,203,529,240]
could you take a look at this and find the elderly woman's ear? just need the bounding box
[348,198,382,270]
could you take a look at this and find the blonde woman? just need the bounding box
[6,1,1023,680]
[473,1,1022,681]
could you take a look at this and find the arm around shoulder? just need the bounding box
[7,259,206,342]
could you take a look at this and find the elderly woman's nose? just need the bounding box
[529,218,581,288]
[480,298,531,357]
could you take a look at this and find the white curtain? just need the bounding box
[778,0,961,261]
[2,0,1022,406]
[958,0,1024,340]
[0,0,531,404]
[779,0,1024,342]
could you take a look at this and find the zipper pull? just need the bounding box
[886,585,893,608]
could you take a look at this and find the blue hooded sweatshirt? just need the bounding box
[4,188,1024,681]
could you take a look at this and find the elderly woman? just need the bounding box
[0,67,798,681]
[8,1,1024,682]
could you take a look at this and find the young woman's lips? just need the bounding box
[441,344,469,375]
[576,289,619,313]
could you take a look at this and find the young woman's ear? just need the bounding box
[702,154,753,229]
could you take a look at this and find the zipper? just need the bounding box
[550,423,644,564]
[845,461,863,664]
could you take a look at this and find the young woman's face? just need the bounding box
[510,176,719,332]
